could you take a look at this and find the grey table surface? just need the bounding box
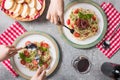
[0,0,120,80]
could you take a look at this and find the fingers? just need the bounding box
[57,10,64,25]
[9,51,18,57]
[7,45,16,52]
[59,14,64,25]
[9,47,18,54]
[16,47,23,51]
[46,11,54,24]
[8,45,22,51]
[46,13,64,25]
[7,45,15,48]
[46,7,64,25]
[50,16,54,23]
[36,67,43,76]
[8,50,17,55]
[7,46,21,55]
[54,15,58,25]
[9,48,16,52]
[39,70,46,80]
[46,11,50,20]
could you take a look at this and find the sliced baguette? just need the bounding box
[9,2,17,12]
[21,4,29,18]
[4,0,14,10]
[28,0,36,8]
[16,0,24,3]
[13,3,23,17]
[25,0,31,3]
[36,0,42,10]
[29,7,37,17]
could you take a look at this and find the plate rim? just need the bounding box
[58,0,107,48]
[10,31,60,79]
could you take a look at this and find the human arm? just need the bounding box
[0,44,46,80]
[0,45,20,62]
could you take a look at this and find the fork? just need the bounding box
[102,24,120,49]
[64,25,75,34]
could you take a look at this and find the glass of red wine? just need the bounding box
[72,55,92,74]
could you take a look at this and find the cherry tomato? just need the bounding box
[92,16,96,21]
[25,41,31,46]
[32,60,38,65]
[20,60,26,65]
[74,32,80,37]
[41,42,49,48]
[74,9,79,14]
[67,19,70,25]
[44,63,48,69]
[71,24,74,29]
[24,50,29,57]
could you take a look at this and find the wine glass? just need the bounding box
[72,55,92,74]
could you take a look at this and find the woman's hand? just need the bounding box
[0,45,20,61]
[46,0,64,25]
[31,67,46,80]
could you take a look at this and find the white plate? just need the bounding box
[11,31,60,79]
[58,0,107,48]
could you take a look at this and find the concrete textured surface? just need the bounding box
[0,0,120,80]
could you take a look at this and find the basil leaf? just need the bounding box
[42,47,48,52]
[78,12,93,19]
[25,58,32,63]
[78,12,84,18]
[39,47,48,52]
[19,53,25,60]
[86,14,93,19]
[39,59,43,67]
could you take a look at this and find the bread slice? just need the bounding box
[36,0,42,10]
[21,4,29,18]
[16,0,25,3]
[9,2,17,13]
[25,0,31,3]
[28,0,36,8]
[13,3,23,17]
[4,0,14,10]
[29,7,37,17]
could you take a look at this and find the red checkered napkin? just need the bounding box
[96,2,120,58]
[0,21,27,77]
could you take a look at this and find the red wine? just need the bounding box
[73,56,91,73]
[101,62,120,80]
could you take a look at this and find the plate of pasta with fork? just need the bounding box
[10,31,60,79]
[58,0,107,48]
